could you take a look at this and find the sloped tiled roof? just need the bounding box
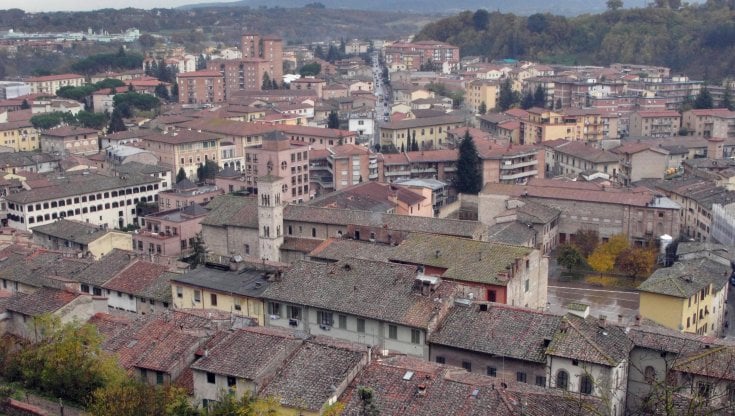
[673,345,735,381]
[102,261,172,302]
[430,303,561,363]
[73,249,135,286]
[390,233,533,286]
[31,219,110,245]
[486,221,536,246]
[546,315,633,367]
[261,258,456,329]
[201,194,258,228]
[4,287,80,316]
[637,258,729,298]
[308,238,396,262]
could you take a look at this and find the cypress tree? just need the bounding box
[453,130,482,194]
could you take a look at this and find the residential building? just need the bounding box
[429,301,561,386]
[24,73,85,95]
[133,204,209,259]
[157,179,223,210]
[379,115,465,150]
[393,178,449,216]
[142,129,220,180]
[290,77,327,99]
[240,33,283,82]
[478,112,521,143]
[670,346,735,411]
[261,257,456,358]
[41,126,99,156]
[176,70,225,105]
[207,59,270,99]
[5,172,164,231]
[309,144,376,194]
[681,108,735,138]
[465,79,499,114]
[0,151,58,174]
[520,108,604,144]
[545,140,620,178]
[638,256,730,337]
[308,181,431,217]
[101,260,173,314]
[389,233,547,309]
[384,41,460,73]
[0,120,39,152]
[629,110,681,138]
[546,314,632,416]
[31,218,131,259]
[242,130,310,203]
[170,264,270,324]
[0,246,92,295]
[477,142,545,185]
[379,149,458,185]
[610,142,668,184]
[481,178,681,245]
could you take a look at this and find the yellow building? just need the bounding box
[31,218,132,260]
[0,121,40,151]
[465,79,500,114]
[143,129,220,180]
[638,258,729,337]
[379,114,465,150]
[170,265,268,325]
[520,107,604,144]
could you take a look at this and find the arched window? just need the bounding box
[580,374,593,395]
[556,370,569,390]
[644,366,656,384]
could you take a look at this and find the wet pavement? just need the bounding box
[547,285,640,325]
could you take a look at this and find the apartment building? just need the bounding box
[176,70,225,105]
[309,144,376,195]
[384,40,460,73]
[142,129,219,180]
[241,33,283,82]
[681,108,735,138]
[133,204,209,259]
[40,126,99,156]
[629,110,681,138]
[545,140,620,178]
[0,120,39,152]
[207,58,270,99]
[242,131,310,203]
[520,108,603,144]
[379,115,465,150]
[465,79,500,114]
[24,73,85,94]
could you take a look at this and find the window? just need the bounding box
[206,372,216,384]
[408,328,421,344]
[268,302,281,317]
[556,370,569,390]
[227,376,236,388]
[535,376,546,387]
[210,293,217,306]
[356,318,365,333]
[462,361,472,372]
[234,300,241,311]
[176,286,183,299]
[580,375,593,395]
[435,356,446,364]
[644,366,656,384]
[287,305,301,320]
[81,284,90,293]
[487,367,497,377]
[311,227,317,238]
[317,310,333,326]
[524,279,529,293]
[156,371,164,385]
[140,368,147,380]
[388,324,398,339]
[194,290,201,302]
[697,382,712,399]
[517,372,527,383]
[338,315,347,329]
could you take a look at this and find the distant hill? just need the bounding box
[179,0,653,16]
[414,2,735,81]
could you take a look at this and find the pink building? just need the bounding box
[158,179,224,210]
[243,131,310,203]
[133,204,209,259]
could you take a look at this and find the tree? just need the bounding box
[453,130,483,194]
[410,131,419,151]
[478,101,487,115]
[533,85,546,107]
[176,167,187,183]
[196,160,219,181]
[300,62,321,77]
[108,109,127,134]
[261,72,272,90]
[607,0,624,10]
[694,87,714,109]
[358,386,379,416]
[138,33,156,48]
[574,229,600,258]
[555,98,563,110]
[472,9,490,30]
[557,244,585,273]
[196,54,207,71]
[190,232,207,267]
[4,315,126,405]
[87,382,197,416]
[587,249,616,274]
[616,247,656,277]
[327,110,339,129]
[722,86,733,110]
[588,234,630,273]
[521,91,535,109]
[497,78,517,112]
[154,83,170,101]
[20,99,30,109]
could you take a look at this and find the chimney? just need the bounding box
[435,250,441,258]
[598,315,607,327]
[634,315,641,326]
[416,384,427,397]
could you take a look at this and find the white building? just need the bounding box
[5,171,165,231]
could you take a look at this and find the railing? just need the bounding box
[500,170,538,180]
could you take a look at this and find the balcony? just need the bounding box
[500,169,538,181]
[136,229,177,241]
[313,175,334,187]
[500,160,537,170]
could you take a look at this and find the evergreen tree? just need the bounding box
[533,85,546,107]
[261,72,272,90]
[20,99,30,109]
[555,98,563,110]
[694,87,714,109]
[196,54,207,70]
[453,130,482,194]
[411,131,419,151]
[497,78,517,111]
[478,101,487,115]
[107,109,127,134]
[327,110,339,129]
[154,83,169,101]
[400,143,405,153]
[171,83,179,101]
[176,167,187,183]
[521,91,534,109]
[722,86,733,110]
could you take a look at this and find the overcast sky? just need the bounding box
[0,1,222,12]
